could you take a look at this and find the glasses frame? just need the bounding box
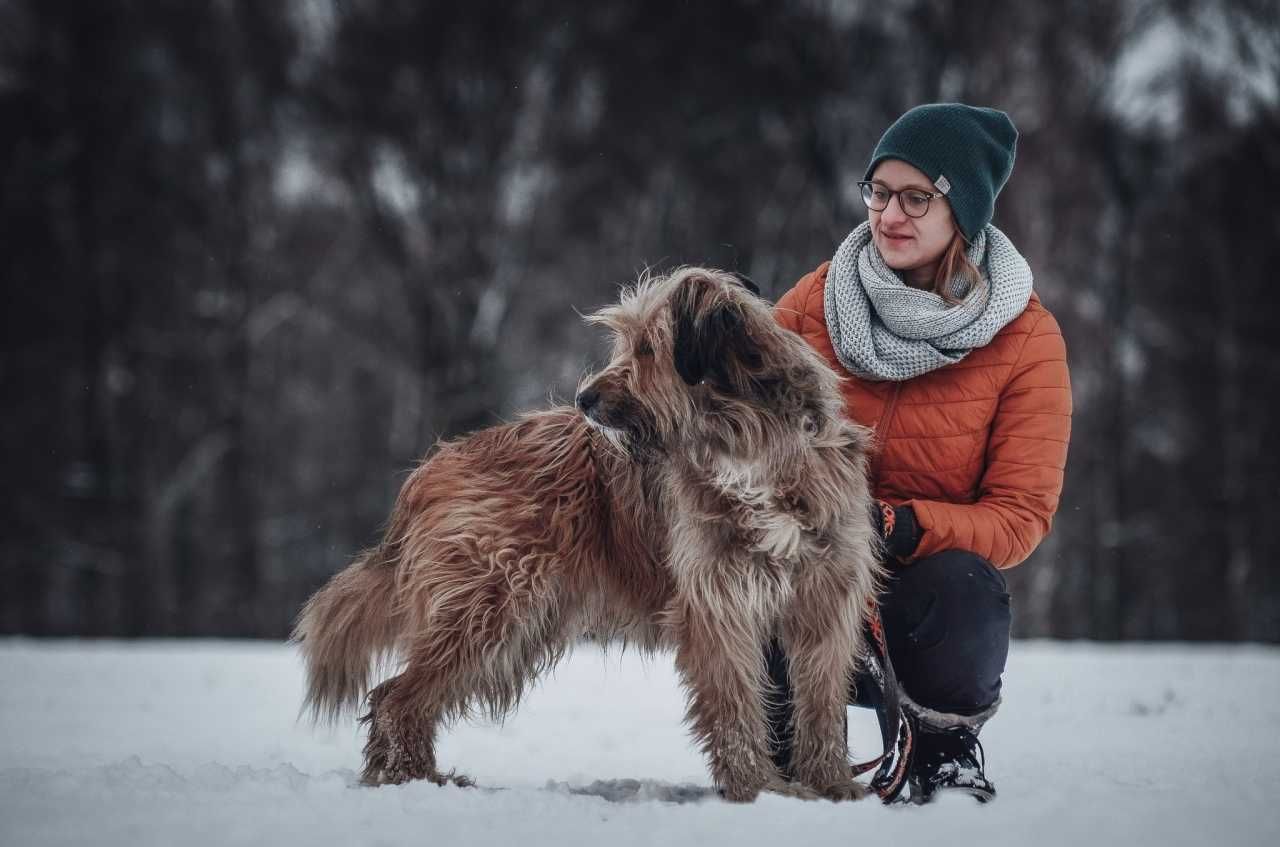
[856,181,944,219]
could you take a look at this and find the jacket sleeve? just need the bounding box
[904,309,1073,568]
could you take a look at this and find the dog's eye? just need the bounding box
[635,339,654,357]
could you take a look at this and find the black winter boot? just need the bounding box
[909,724,996,804]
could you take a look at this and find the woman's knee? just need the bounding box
[882,550,1010,642]
[879,549,1011,714]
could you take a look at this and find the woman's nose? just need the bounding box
[880,194,909,224]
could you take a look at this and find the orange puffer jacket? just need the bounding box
[775,262,1072,569]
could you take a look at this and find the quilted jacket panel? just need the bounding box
[775,262,1072,568]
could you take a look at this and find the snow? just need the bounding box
[2,639,1278,846]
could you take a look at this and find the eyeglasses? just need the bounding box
[857,181,944,218]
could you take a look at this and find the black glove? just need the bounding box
[870,499,922,562]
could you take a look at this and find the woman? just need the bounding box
[767,103,1072,804]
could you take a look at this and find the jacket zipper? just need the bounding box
[870,382,904,490]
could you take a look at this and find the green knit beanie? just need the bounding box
[864,103,1018,242]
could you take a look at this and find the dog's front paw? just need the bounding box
[762,775,822,801]
[717,776,767,803]
[813,778,869,802]
[790,759,870,802]
[718,785,760,803]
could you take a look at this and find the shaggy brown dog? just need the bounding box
[293,268,882,802]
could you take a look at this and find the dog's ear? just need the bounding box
[672,273,761,388]
[671,275,713,386]
[729,271,760,297]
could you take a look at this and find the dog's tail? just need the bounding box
[292,548,402,725]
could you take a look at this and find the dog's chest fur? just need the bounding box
[700,455,817,563]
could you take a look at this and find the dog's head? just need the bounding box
[576,267,843,458]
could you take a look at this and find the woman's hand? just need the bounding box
[871,499,922,562]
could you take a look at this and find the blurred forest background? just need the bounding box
[2,0,1278,641]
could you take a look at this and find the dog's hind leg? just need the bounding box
[360,672,480,788]
[779,577,868,801]
[358,678,396,784]
[361,559,566,788]
[359,675,465,787]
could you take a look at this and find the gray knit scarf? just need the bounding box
[823,222,1034,382]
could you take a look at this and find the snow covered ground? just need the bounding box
[1,639,1277,847]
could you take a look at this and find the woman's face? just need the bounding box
[867,159,956,279]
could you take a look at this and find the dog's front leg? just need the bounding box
[780,578,868,801]
[671,595,780,803]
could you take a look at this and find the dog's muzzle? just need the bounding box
[576,388,600,417]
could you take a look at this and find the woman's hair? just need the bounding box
[933,230,982,305]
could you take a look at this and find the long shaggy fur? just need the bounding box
[292,267,884,801]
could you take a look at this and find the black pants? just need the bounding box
[765,549,1011,773]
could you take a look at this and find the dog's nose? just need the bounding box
[576,388,600,414]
